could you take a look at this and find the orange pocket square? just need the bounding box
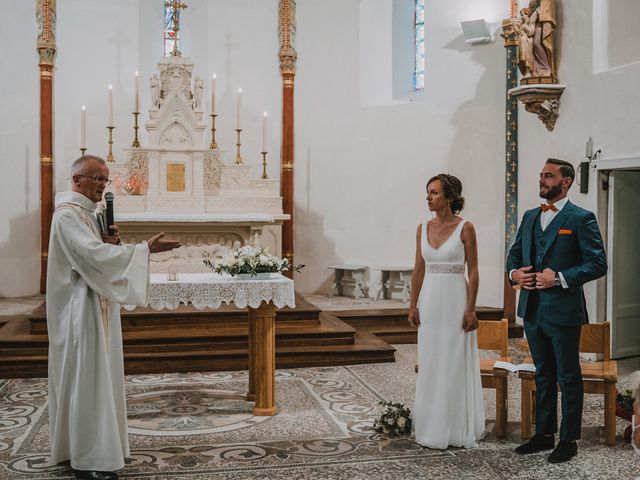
[559,229,572,235]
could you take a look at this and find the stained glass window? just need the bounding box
[414,0,425,90]
[164,2,180,57]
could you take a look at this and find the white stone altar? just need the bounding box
[107,55,288,273]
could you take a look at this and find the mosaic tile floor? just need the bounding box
[0,344,638,479]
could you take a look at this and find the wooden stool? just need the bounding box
[328,264,368,299]
[374,267,413,302]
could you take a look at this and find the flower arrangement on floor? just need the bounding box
[203,245,303,277]
[373,400,412,436]
[616,389,634,421]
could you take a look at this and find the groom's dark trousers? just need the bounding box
[506,201,606,441]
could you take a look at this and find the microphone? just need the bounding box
[105,192,115,235]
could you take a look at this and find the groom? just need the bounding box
[507,158,607,463]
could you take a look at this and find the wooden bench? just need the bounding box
[328,264,368,299]
[415,318,510,437]
[518,321,618,445]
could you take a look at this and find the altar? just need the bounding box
[126,272,296,416]
[107,52,288,273]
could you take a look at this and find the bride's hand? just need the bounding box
[462,309,478,332]
[408,308,420,327]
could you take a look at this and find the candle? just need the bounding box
[510,0,517,18]
[262,111,268,152]
[211,73,217,115]
[236,88,242,130]
[134,70,139,112]
[80,105,86,150]
[107,84,113,127]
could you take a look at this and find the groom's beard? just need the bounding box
[539,183,562,200]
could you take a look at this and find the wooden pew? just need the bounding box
[477,318,511,437]
[518,321,618,445]
[415,318,511,437]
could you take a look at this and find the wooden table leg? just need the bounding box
[247,308,256,401]
[250,301,277,416]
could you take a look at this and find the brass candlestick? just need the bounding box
[106,126,115,162]
[261,151,268,179]
[235,128,243,164]
[80,147,87,156]
[210,114,218,149]
[131,111,141,148]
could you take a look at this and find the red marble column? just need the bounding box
[37,0,57,293]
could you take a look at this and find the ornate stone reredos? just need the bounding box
[146,56,206,148]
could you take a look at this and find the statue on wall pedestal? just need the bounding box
[517,0,557,84]
[507,0,563,131]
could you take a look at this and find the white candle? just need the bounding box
[107,84,113,127]
[81,105,86,150]
[134,70,139,112]
[236,88,242,130]
[211,73,217,115]
[262,111,268,152]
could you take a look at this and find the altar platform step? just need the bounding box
[0,296,396,378]
[333,306,522,343]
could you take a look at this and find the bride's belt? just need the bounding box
[425,263,464,274]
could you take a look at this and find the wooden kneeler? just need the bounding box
[415,318,511,437]
[518,321,618,446]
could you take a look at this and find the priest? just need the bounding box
[46,155,180,480]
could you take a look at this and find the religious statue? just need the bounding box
[193,75,204,110]
[517,7,536,78]
[150,73,160,109]
[516,0,556,82]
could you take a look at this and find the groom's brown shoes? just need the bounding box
[514,434,555,454]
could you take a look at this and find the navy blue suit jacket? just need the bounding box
[506,200,607,326]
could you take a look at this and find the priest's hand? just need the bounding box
[101,225,121,245]
[147,232,181,254]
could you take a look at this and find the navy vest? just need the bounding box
[532,210,545,273]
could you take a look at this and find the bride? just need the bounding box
[408,173,486,449]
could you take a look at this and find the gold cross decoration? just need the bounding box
[165,0,188,56]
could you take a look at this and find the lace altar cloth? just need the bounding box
[124,273,295,310]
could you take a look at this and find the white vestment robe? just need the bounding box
[46,191,150,471]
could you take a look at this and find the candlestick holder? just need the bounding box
[80,147,87,156]
[235,128,243,164]
[210,114,218,150]
[261,151,268,179]
[131,111,141,148]
[106,126,115,162]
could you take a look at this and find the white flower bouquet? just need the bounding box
[373,400,412,436]
[203,245,303,277]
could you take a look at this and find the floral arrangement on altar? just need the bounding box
[373,400,412,436]
[203,245,303,277]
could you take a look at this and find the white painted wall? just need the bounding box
[1,0,639,315]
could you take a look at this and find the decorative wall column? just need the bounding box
[278,0,297,279]
[501,13,520,320]
[37,0,57,293]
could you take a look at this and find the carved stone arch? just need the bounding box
[159,122,193,148]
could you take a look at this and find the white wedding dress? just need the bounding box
[413,219,486,449]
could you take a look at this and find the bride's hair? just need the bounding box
[426,174,465,214]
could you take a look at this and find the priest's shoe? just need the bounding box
[72,469,118,480]
[547,440,577,463]
[514,434,555,454]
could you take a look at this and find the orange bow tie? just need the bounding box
[540,203,558,212]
